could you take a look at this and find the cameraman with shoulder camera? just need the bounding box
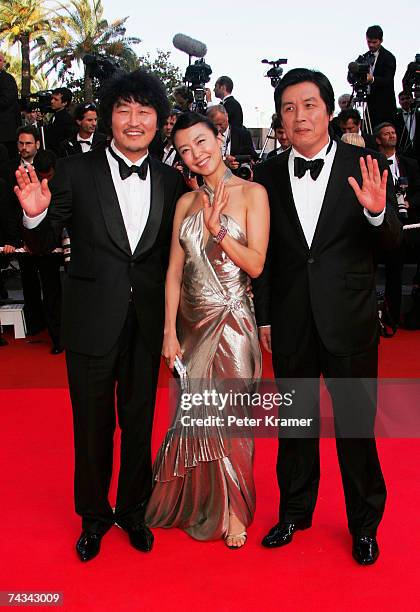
[375,121,420,331]
[206,105,257,179]
[362,25,397,129]
[45,87,76,155]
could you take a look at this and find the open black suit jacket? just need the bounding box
[23,148,185,356]
[364,46,397,127]
[223,96,243,128]
[253,141,401,357]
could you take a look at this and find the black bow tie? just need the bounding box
[294,157,324,180]
[108,146,148,180]
[79,139,92,145]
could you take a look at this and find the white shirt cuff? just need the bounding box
[364,207,385,226]
[258,325,271,329]
[22,209,48,229]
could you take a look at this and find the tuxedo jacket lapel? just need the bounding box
[275,151,309,249]
[311,140,352,248]
[91,148,131,256]
[132,156,164,259]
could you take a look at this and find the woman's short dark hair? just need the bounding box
[100,69,170,130]
[171,111,218,149]
[274,68,335,116]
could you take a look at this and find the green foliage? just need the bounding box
[138,49,183,95]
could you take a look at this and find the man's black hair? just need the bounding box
[74,102,97,122]
[337,108,362,125]
[100,69,170,130]
[271,113,283,130]
[274,68,335,116]
[52,87,72,106]
[366,25,383,40]
[216,76,234,93]
[171,111,218,149]
[16,124,40,142]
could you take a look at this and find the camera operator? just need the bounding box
[172,85,194,112]
[210,76,243,128]
[362,25,397,129]
[395,90,420,163]
[266,114,291,158]
[45,87,76,155]
[59,102,106,157]
[375,121,420,330]
[0,51,20,159]
[337,108,378,150]
[206,105,256,178]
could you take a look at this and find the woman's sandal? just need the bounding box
[224,531,247,549]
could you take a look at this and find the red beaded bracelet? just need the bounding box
[213,225,228,244]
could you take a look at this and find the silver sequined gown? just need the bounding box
[145,208,261,540]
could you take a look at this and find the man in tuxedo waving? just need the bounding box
[253,68,401,565]
[14,70,185,561]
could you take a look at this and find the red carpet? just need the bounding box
[1,329,419,611]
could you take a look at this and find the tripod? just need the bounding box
[348,87,373,135]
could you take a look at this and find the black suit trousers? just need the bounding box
[66,300,160,534]
[272,316,386,537]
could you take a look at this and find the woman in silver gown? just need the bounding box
[145,112,269,547]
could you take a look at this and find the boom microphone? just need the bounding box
[172,33,207,58]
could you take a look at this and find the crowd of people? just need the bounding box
[0,24,418,566]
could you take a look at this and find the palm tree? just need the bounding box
[5,51,56,93]
[35,0,141,101]
[0,0,54,97]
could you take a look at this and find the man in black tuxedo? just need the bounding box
[0,51,20,158]
[15,70,185,561]
[363,25,397,129]
[206,105,256,172]
[253,68,401,565]
[395,91,420,163]
[214,76,243,128]
[59,102,106,157]
[45,88,76,154]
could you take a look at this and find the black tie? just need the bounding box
[294,157,324,180]
[108,146,148,180]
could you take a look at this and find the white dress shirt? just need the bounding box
[77,134,93,153]
[402,110,416,142]
[387,152,400,183]
[162,143,176,166]
[24,139,152,254]
[288,140,384,247]
[221,126,231,157]
[105,140,151,253]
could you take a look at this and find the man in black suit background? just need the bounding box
[15,70,185,561]
[206,105,256,172]
[253,68,400,565]
[337,108,378,150]
[214,75,244,128]
[395,91,420,163]
[363,25,397,129]
[59,102,106,157]
[45,87,76,154]
[0,51,20,158]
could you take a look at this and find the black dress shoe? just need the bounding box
[126,523,154,552]
[352,536,379,565]
[50,346,64,355]
[76,532,103,562]
[261,520,311,548]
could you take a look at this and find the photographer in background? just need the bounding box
[362,25,397,129]
[212,75,243,128]
[375,121,420,331]
[0,51,20,158]
[45,87,76,155]
[206,105,256,178]
[337,108,378,150]
[172,85,193,112]
[266,114,291,158]
[395,90,420,163]
[59,102,106,157]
